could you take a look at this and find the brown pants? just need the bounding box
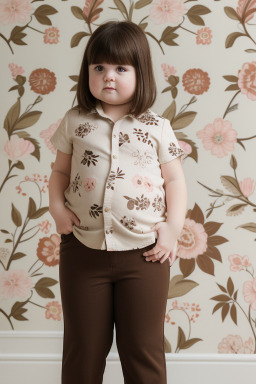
[59,232,170,384]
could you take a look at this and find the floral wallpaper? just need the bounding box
[0,0,256,355]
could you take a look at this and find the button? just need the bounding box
[104,207,110,212]
[113,154,117,159]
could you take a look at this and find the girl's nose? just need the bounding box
[104,70,115,82]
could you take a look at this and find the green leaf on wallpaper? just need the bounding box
[230,303,237,325]
[35,277,58,298]
[11,301,28,321]
[12,252,26,260]
[10,26,27,46]
[177,326,186,350]
[224,7,240,21]
[179,338,202,350]
[172,111,197,130]
[220,176,242,196]
[236,222,256,233]
[34,5,58,26]
[227,277,234,296]
[114,0,128,16]
[160,27,178,46]
[212,302,225,314]
[71,32,90,48]
[28,197,37,218]
[186,14,204,26]
[71,6,85,20]
[223,75,238,83]
[134,0,153,9]
[13,161,25,170]
[188,5,211,16]
[16,132,41,161]
[164,336,172,353]
[221,303,229,321]
[225,84,240,91]
[226,32,246,48]
[162,101,176,122]
[12,111,42,131]
[168,275,198,299]
[3,99,20,137]
[210,294,230,302]
[30,207,49,219]
[11,203,22,227]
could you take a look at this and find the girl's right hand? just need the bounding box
[51,204,80,235]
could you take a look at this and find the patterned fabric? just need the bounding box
[50,100,186,251]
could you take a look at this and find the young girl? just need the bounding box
[49,20,187,384]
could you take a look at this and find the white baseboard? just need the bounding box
[1,331,255,384]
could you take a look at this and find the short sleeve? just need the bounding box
[158,118,186,164]
[49,110,72,154]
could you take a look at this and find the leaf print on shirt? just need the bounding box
[132,149,154,168]
[75,122,97,138]
[137,110,160,125]
[71,172,82,197]
[119,132,130,147]
[81,150,99,166]
[89,204,103,219]
[152,195,165,212]
[168,142,185,157]
[107,167,125,190]
[133,128,153,148]
[124,194,150,210]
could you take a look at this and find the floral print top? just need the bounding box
[50,100,186,251]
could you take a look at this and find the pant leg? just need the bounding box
[113,240,170,384]
[59,232,114,384]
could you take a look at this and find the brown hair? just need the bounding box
[76,20,157,118]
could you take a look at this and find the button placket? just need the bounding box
[102,120,120,249]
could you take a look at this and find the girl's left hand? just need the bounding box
[142,222,178,265]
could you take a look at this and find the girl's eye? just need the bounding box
[95,65,103,71]
[117,67,126,72]
[94,65,126,72]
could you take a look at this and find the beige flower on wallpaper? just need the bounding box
[45,300,62,321]
[0,0,34,25]
[44,27,60,45]
[218,335,254,353]
[37,234,61,267]
[182,69,210,95]
[8,63,25,79]
[239,177,256,198]
[29,68,56,95]
[177,218,208,260]
[238,61,256,101]
[0,269,34,300]
[149,0,186,25]
[243,277,256,310]
[196,27,212,45]
[4,134,35,161]
[40,119,62,154]
[196,118,238,158]
[161,63,177,81]
[228,254,251,272]
[236,0,256,23]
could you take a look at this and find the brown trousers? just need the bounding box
[59,232,170,384]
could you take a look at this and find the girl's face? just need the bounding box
[88,62,136,108]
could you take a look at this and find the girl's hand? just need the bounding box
[50,204,80,235]
[142,222,178,265]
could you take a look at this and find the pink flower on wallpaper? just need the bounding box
[143,177,154,192]
[38,220,52,234]
[83,0,104,22]
[196,27,212,45]
[0,0,34,25]
[182,68,210,95]
[196,118,238,158]
[83,177,96,191]
[218,335,254,353]
[161,63,177,81]
[238,61,256,101]
[237,0,256,23]
[239,177,256,198]
[228,254,251,271]
[44,27,60,44]
[149,0,186,25]
[4,134,35,161]
[177,218,208,260]
[0,269,33,300]
[37,234,61,266]
[40,119,62,154]
[45,300,62,321]
[243,278,256,310]
[8,63,25,79]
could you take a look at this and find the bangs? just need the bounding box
[87,33,135,66]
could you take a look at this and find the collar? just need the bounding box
[89,100,138,121]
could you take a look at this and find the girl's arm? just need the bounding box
[49,150,80,234]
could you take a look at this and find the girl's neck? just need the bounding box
[100,100,132,122]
